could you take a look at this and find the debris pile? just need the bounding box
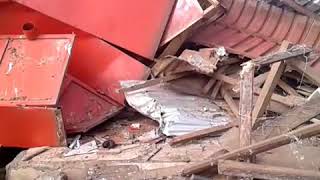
[2,0,320,179]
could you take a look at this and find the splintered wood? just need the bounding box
[182,123,320,176]
[144,4,320,178]
[169,123,235,146]
[239,61,254,154]
[218,160,320,180]
[252,42,289,126]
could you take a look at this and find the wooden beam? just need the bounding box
[232,72,268,93]
[220,86,239,118]
[260,96,320,139]
[181,123,320,176]
[281,0,320,20]
[253,45,312,67]
[287,60,320,87]
[211,81,223,99]
[151,57,175,77]
[252,42,289,126]
[118,72,191,93]
[239,62,254,152]
[203,78,217,94]
[278,79,300,96]
[202,66,228,94]
[254,87,306,107]
[169,123,235,146]
[232,76,305,107]
[215,74,238,85]
[218,160,320,180]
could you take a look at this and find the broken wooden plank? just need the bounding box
[252,42,289,126]
[153,1,224,77]
[203,78,217,94]
[260,96,320,139]
[118,72,191,93]
[218,160,320,180]
[234,98,290,114]
[278,79,300,96]
[211,81,223,99]
[287,60,320,87]
[181,123,320,176]
[203,66,228,94]
[215,74,238,85]
[169,123,235,146]
[252,61,286,122]
[254,87,306,107]
[239,62,254,152]
[281,0,320,21]
[232,72,268,93]
[253,45,312,67]
[151,57,175,77]
[222,74,303,108]
[220,86,239,118]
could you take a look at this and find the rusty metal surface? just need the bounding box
[191,0,320,59]
[58,75,122,133]
[161,0,203,45]
[0,107,66,148]
[13,0,176,59]
[0,34,74,106]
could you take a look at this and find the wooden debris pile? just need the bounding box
[120,0,320,178]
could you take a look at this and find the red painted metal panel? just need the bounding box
[59,75,122,133]
[0,2,150,135]
[0,2,149,105]
[0,35,74,106]
[161,0,203,46]
[13,0,176,59]
[68,36,150,105]
[0,107,66,148]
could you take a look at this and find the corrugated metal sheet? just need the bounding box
[121,81,230,136]
[191,0,320,59]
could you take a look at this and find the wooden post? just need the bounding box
[218,160,320,180]
[239,61,254,155]
[181,123,320,176]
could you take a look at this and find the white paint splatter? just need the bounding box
[14,88,18,98]
[5,62,14,75]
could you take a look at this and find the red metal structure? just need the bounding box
[161,0,203,45]
[14,0,176,59]
[0,2,150,147]
[0,34,73,147]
